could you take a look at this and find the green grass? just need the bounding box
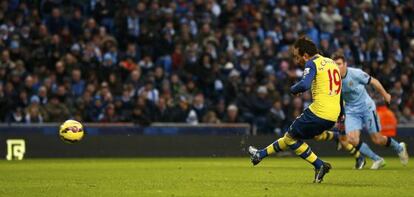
[0,157,412,197]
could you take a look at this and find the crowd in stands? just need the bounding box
[0,0,413,133]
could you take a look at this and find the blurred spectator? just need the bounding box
[138,55,154,74]
[192,93,207,120]
[187,109,199,125]
[37,86,48,105]
[251,86,272,133]
[25,105,43,123]
[44,95,70,122]
[399,107,414,124]
[318,5,342,34]
[44,8,65,35]
[224,69,241,103]
[0,83,12,121]
[7,107,25,123]
[68,8,84,37]
[138,80,159,104]
[223,104,242,123]
[71,69,85,97]
[153,97,171,122]
[267,100,286,135]
[127,69,143,88]
[130,107,151,126]
[16,90,29,109]
[214,98,227,121]
[27,95,48,121]
[170,96,191,123]
[101,104,120,123]
[202,111,220,124]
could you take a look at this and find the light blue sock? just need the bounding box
[359,143,382,161]
[387,137,403,153]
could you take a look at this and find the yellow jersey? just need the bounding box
[309,55,342,121]
[290,55,342,121]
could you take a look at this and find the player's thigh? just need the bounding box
[288,110,335,140]
[345,113,363,134]
[363,110,382,135]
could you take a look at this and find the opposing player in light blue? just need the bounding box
[332,53,409,169]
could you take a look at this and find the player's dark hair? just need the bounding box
[293,37,318,56]
[331,52,346,62]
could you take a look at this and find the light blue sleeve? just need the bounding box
[353,68,371,85]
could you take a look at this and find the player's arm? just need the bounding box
[355,69,391,104]
[369,77,391,104]
[290,61,316,95]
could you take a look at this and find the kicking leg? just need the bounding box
[248,138,288,165]
[283,133,331,183]
[250,108,334,183]
[284,133,324,168]
[249,133,331,183]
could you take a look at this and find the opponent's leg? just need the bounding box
[367,110,409,165]
[345,114,385,169]
[347,130,385,169]
[370,133,409,166]
[346,131,381,160]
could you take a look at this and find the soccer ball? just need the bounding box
[59,120,84,143]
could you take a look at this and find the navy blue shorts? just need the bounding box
[288,109,336,139]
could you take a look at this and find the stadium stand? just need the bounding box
[0,0,413,134]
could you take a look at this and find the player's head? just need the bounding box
[332,52,347,77]
[293,37,318,65]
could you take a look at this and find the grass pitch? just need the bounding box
[0,157,412,197]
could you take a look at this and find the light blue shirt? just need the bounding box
[341,67,375,113]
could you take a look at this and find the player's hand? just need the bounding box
[384,93,391,104]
